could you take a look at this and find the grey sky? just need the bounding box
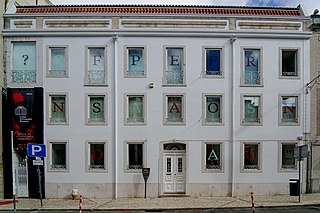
[50,0,319,15]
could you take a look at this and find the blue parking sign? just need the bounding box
[27,144,46,157]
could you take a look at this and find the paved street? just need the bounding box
[1,206,320,212]
[1,194,320,212]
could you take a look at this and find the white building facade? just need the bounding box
[2,4,311,199]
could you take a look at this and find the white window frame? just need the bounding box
[202,93,224,125]
[47,93,69,125]
[240,47,263,87]
[278,141,298,172]
[85,93,107,126]
[47,45,68,78]
[202,46,224,78]
[124,141,146,173]
[124,46,146,78]
[85,140,108,173]
[124,93,146,126]
[279,94,300,126]
[163,46,186,86]
[163,93,186,125]
[279,48,300,79]
[241,141,262,173]
[47,140,69,172]
[84,46,107,86]
[240,94,263,126]
[202,141,224,173]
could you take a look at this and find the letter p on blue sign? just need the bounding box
[27,144,46,157]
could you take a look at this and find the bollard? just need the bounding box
[250,192,255,213]
[79,194,83,213]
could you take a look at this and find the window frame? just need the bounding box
[163,46,186,86]
[84,46,107,86]
[202,93,224,126]
[47,93,69,125]
[241,47,263,87]
[202,141,224,173]
[85,140,108,173]
[124,141,146,173]
[241,141,262,173]
[163,93,186,125]
[85,93,108,126]
[124,93,147,126]
[47,140,69,172]
[47,45,68,78]
[240,94,263,126]
[11,41,37,84]
[124,46,146,78]
[279,48,300,79]
[278,141,298,172]
[202,46,224,78]
[279,94,299,126]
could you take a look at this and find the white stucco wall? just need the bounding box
[3,11,311,198]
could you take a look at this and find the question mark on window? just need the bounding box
[22,54,29,65]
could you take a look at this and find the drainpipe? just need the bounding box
[230,35,237,197]
[112,34,118,199]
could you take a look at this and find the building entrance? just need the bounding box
[162,143,186,194]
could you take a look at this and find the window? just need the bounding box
[86,141,107,172]
[48,141,68,171]
[202,47,223,77]
[125,141,145,172]
[280,96,299,125]
[203,94,223,125]
[280,142,297,171]
[242,142,261,172]
[241,94,262,125]
[126,47,145,77]
[86,94,107,125]
[164,47,185,85]
[48,94,68,124]
[85,47,107,85]
[204,142,223,172]
[12,42,36,83]
[164,94,185,125]
[125,94,146,125]
[280,49,298,77]
[242,48,262,86]
[48,46,68,77]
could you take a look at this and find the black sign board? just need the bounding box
[142,168,150,182]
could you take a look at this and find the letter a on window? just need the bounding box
[208,149,219,161]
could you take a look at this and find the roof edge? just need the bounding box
[16,4,301,11]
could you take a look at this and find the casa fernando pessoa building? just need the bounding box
[2,4,312,199]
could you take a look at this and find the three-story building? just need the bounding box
[2,4,311,199]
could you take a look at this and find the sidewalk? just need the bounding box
[0,193,320,211]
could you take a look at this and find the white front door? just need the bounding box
[163,153,186,193]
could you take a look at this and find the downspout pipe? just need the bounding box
[112,34,118,199]
[230,35,237,197]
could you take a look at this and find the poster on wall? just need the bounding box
[12,89,35,150]
[7,88,43,151]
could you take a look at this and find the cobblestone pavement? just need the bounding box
[0,193,319,211]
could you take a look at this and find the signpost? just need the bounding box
[293,145,309,203]
[27,144,46,208]
[142,168,150,198]
[11,131,16,213]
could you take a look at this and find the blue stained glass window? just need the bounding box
[206,49,221,76]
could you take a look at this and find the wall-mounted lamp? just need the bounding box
[310,9,320,31]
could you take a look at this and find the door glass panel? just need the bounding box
[178,157,182,173]
[166,158,172,173]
